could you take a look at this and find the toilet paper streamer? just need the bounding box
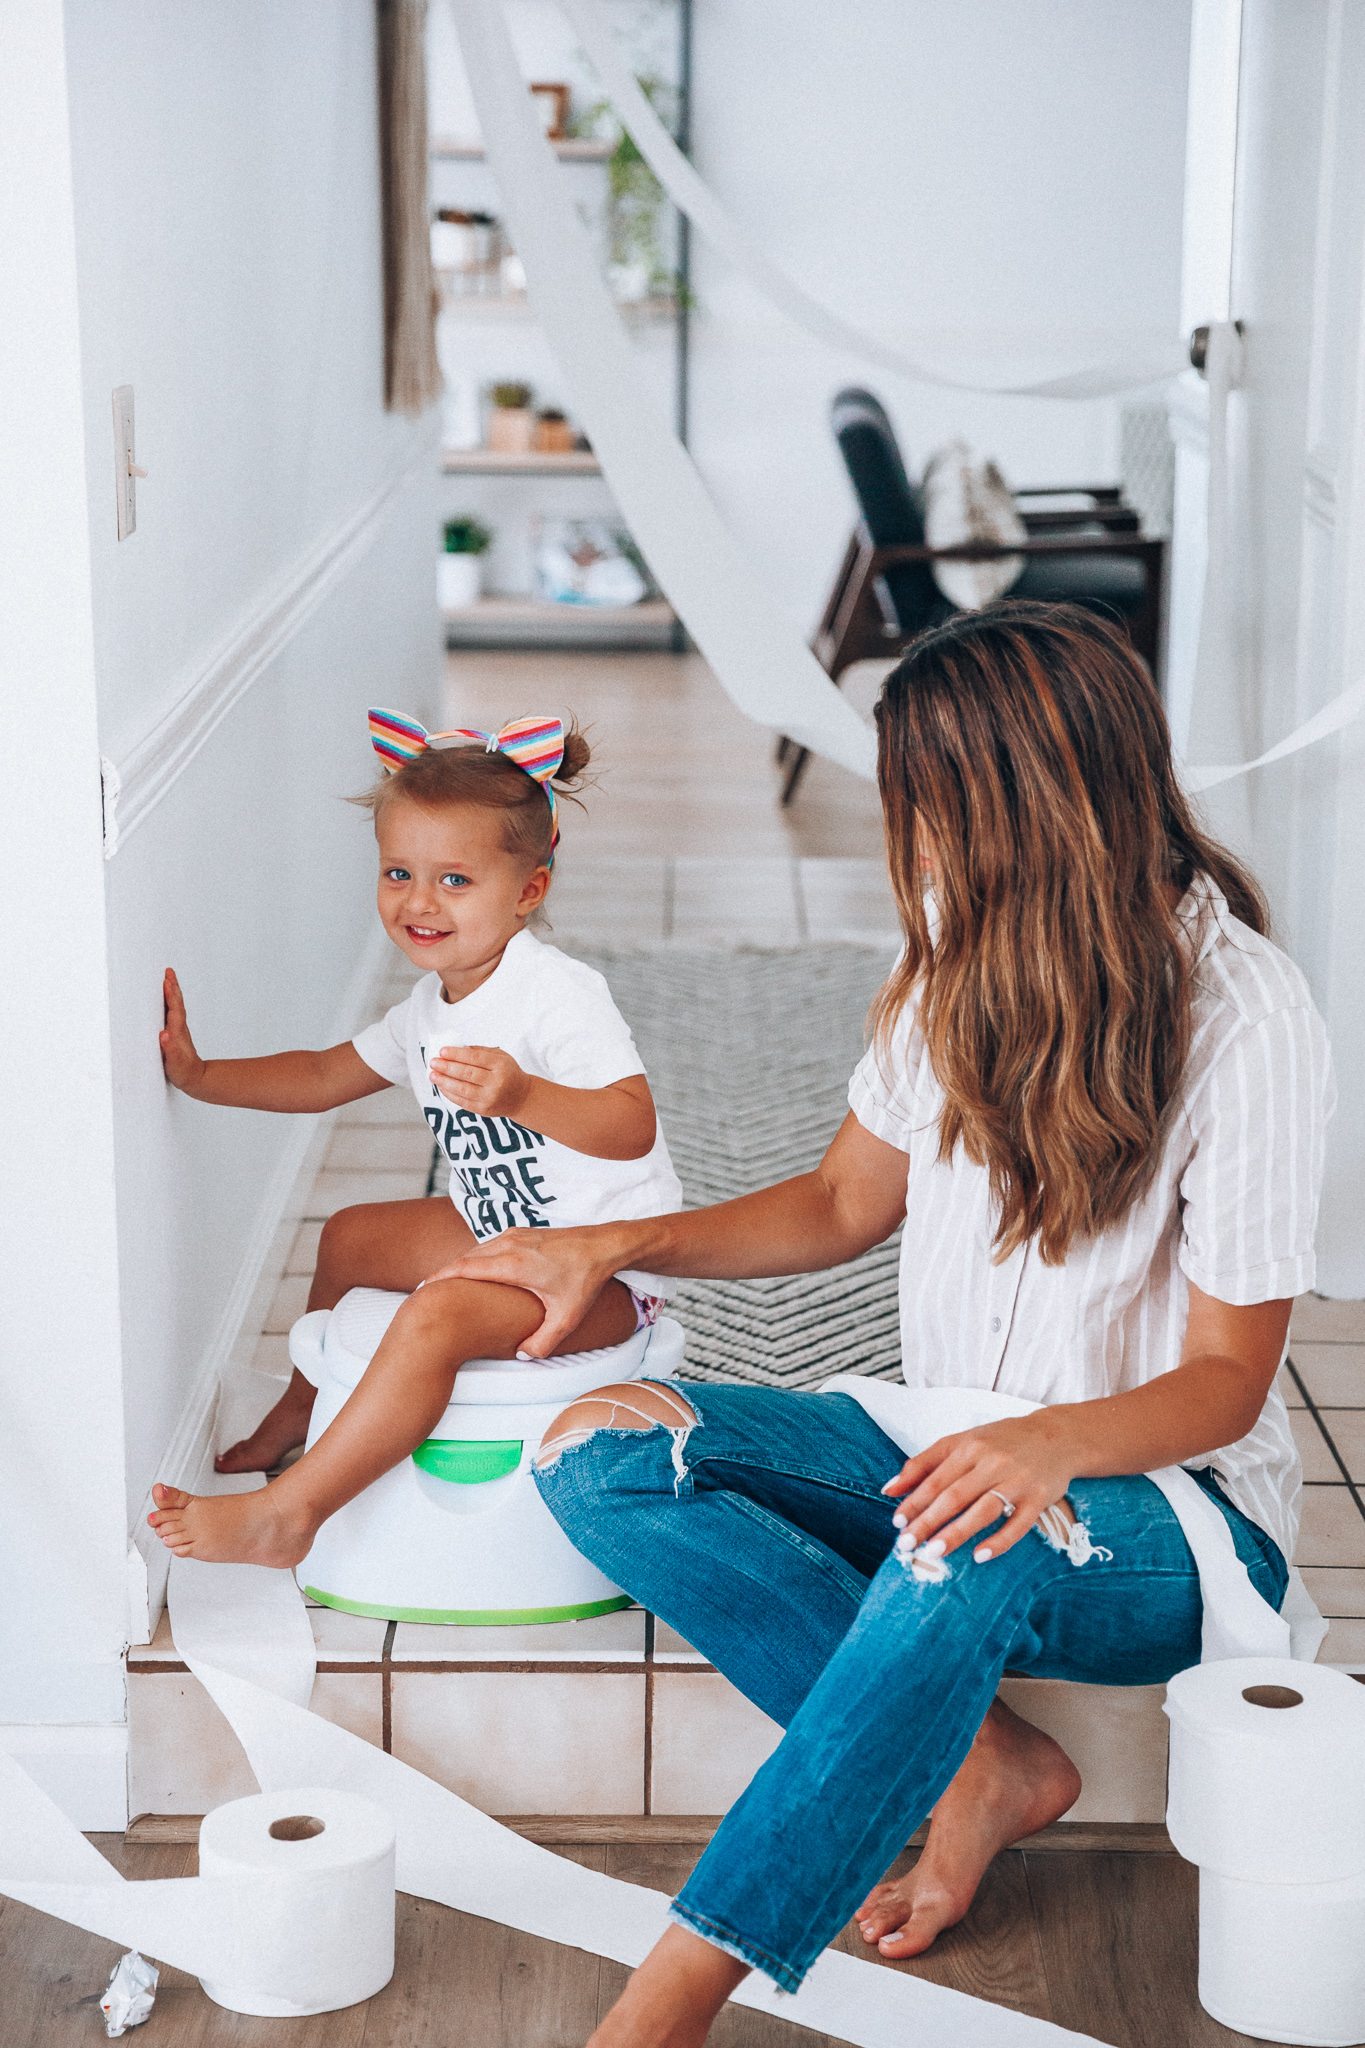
[1165,1657,1365,1886]
[0,1550,1104,2045]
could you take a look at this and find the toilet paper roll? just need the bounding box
[1165,1658,1365,1885]
[195,1786,395,2016]
[0,1757,394,2020]
[1198,1865,1365,2048]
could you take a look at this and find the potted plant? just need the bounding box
[533,407,576,454]
[439,516,493,610]
[487,381,535,453]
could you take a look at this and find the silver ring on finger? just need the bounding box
[985,1489,1016,1519]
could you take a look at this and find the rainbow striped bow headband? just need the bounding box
[368,708,566,854]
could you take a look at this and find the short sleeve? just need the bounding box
[1178,1002,1335,1304]
[534,967,646,1090]
[847,1002,931,1152]
[352,995,412,1086]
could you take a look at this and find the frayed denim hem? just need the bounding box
[667,1901,805,1995]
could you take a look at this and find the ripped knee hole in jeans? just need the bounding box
[534,1381,699,1491]
[895,1499,1114,1582]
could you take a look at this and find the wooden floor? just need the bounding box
[3,1835,1273,2048]
[438,647,890,861]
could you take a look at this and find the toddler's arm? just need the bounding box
[160,968,392,1113]
[429,1044,655,1160]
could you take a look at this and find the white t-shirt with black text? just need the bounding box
[353,929,681,1296]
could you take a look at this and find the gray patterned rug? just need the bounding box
[565,943,903,1388]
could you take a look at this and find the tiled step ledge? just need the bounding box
[125,1810,1175,1854]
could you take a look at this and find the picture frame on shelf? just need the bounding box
[528,82,570,140]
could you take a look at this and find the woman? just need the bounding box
[444,603,1332,2048]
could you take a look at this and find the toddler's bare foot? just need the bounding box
[854,1698,1080,1959]
[148,1483,316,1568]
[215,1375,316,1474]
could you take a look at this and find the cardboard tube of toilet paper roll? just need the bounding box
[1165,1658,1365,1886]
[0,1760,395,2016]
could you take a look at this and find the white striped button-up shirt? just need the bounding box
[848,879,1334,1561]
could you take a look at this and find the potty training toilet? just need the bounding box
[288,1287,683,1625]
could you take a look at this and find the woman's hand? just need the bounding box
[430,1223,626,1357]
[882,1411,1081,1563]
[160,969,208,1095]
[430,1044,530,1119]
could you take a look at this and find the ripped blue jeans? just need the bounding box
[534,1381,1287,1993]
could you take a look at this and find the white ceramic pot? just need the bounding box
[438,553,482,610]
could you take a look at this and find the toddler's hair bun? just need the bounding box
[555,723,592,785]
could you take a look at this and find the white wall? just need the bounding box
[0,0,440,1777]
[63,1,442,1543]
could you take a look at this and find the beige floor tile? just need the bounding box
[338,1087,422,1127]
[1291,1296,1365,1344]
[305,1168,433,1217]
[999,1678,1169,1823]
[1275,1364,1305,1408]
[1300,1566,1365,1616]
[671,858,802,944]
[1290,1344,1365,1407]
[390,1609,646,1663]
[1290,1407,1341,1482]
[650,1671,782,1813]
[546,857,669,944]
[135,1611,181,1663]
[310,1608,389,1661]
[323,1124,435,1173]
[1317,1410,1365,1481]
[798,858,899,942]
[311,1671,384,1747]
[286,1220,324,1274]
[652,1622,709,1665]
[390,1671,645,1812]
[1295,1486,1365,1567]
[263,1273,312,1334]
[250,1333,292,1380]
[1321,1618,1365,1664]
[128,1672,257,1815]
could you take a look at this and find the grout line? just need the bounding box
[1287,1357,1365,1523]
[791,858,809,942]
[643,1612,655,1817]
[661,859,675,941]
[382,1619,396,1752]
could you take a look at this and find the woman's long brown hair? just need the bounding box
[872,600,1267,1265]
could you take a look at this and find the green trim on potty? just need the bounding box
[412,1437,523,1485]
[303,1587,633,1625]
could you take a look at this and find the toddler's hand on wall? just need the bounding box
[431,1044,531,1119]
[160,969,208,1094]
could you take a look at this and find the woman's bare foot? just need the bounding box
[855,1699,1081,1959]
[148,1483,316,1568]
[588,1927,747,2048]
[215,1373,317,1475]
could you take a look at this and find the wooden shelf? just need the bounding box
[443,448,602,476]
[443,596,678,650]
[436,285,677,324]
[430,136,613,162]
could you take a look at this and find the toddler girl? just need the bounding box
[149,710,681,1567]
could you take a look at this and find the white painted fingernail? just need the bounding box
[922,1537,946,1558]
[891,1510,907,1528]
[974,1545,993,1562]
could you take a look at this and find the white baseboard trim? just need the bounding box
[101,426,437,857]
[127,920,396,1641]
[2,1724,130,1831]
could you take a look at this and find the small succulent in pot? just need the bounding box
[439,516,494,610]
[533,407,576,455]
[487,381,536,452]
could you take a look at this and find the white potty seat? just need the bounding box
[289,1287,685,1626]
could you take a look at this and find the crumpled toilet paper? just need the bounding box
[100,1950,157,2036]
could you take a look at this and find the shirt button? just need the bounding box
[990,1317,1002,1334]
